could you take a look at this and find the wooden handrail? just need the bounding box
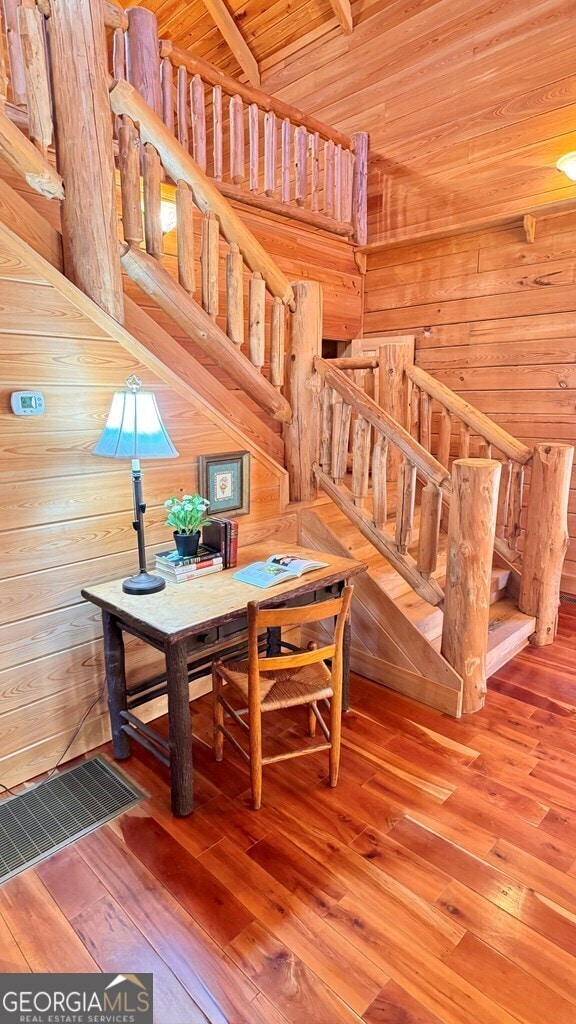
[109,79,296,309]
[314,466,445,606]
[315,358,450,488]
[407,365,532,465]
[0,107,63,198]
[104,0,128,30]
[121,242,292,423]
[162,42,354,150]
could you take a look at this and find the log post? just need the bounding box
[125,6,162,117]
[284,280,322,502]
[518,443,574,646]
[47,0,124,323]
[378,338,414,481]
[351,131,368,245]
[441,459,501,714]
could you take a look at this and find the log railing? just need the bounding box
[405,364,532,562]
[111,79,292,423]
[315,357,450,606]
[105,4,368,242]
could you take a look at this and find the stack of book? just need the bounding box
[155,545,223,584]
[202,517,238,568]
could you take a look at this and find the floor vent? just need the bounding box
[0,756,143,884]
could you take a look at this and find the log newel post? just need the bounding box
[47,0,124,323]
[125,6,162,117]
[441,458,501,715]
[284,280,323,503]
[518,443,574,646]
[351,131,368,246]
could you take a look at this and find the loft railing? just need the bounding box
[105,4,368,242]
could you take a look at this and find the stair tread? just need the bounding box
[486,599,535,676]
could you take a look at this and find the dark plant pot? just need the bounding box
[173,531,200,558]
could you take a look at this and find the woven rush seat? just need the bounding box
[212,586,353,809]
[216,657,333,710]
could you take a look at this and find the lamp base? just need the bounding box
[122,571,166,595]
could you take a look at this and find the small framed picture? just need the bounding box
[198,451,251,517]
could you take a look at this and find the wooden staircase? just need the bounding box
[0,0,572,725]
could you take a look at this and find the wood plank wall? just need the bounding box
[262,0,576,243]
[364,209,576,593]
[0,183,297,791]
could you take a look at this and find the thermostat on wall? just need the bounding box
[10,391,45,415]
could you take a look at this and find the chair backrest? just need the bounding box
[246,585,354,695]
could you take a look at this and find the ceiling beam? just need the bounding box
[328,0,353,34]
[200,0,260,86]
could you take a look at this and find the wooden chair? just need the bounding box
[211,586,353,809]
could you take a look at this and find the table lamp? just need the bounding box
[93,374,179,594]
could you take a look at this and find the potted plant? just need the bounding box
[164,493,211,558]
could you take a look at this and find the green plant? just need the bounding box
[164,493,211,535]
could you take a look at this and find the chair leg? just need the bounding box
[212,664,224,762]
[249,703,263,810]
[308,702,317,737]
[329,693,342,788]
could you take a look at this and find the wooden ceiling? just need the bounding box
[125,0,576,244]
[120,0,337,80]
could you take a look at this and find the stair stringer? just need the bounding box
[0,174,286,472]
[300,509,463,716]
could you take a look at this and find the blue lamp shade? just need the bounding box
[93,389,179,460]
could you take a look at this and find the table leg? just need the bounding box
[166,641,193,816]
[102,611,131,759]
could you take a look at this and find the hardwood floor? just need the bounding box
[3,607,576,1022]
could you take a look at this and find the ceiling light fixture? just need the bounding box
[556,152,576,181]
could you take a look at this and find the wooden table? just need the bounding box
[82,542,365,816]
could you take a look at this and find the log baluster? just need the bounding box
[3,0,27,106]
[248,102,259,192]
[334,143,342,221]
[18,0,53,155]
[320,386,332,471]
[519,443,574,645]
[118,117,143,246]
[264,111,276,196]
[311,132,319,212]
[226,241,244,346]
[419,390,432,452]
[212,84,223,180]
[437,407,452,469]
[417,481,442,577]
[177,66,189,151]
[142,142,163,260]
[479,438,492,459]
[230,94,245,184]
[408,381,419,439]
[0,3,7,109]
[112,28,126,138]
[507,462,524,551]
[249,271,266,370]
[342,148,354,224]
[176,179,195,294]
[281,118,290,203]
[351,131,369,245]
[331,392,351,485]
[395,457,417,554]
[324,139,335,216]
[441,459,501,713]
[372,434,388,529]
[294,125,307,207]
[352,415,371,508]
[201,210,219,318]
[496,459,512,539]
[379,339,415,481]
[270,296,285,389]
[459,422,471,458]
[191,74,206,171]
[160,57,174,134]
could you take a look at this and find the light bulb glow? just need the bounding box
[556,152,576,182]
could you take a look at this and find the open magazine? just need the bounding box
[233,553,329,589]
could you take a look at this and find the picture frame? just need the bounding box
[198,451,251,517]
